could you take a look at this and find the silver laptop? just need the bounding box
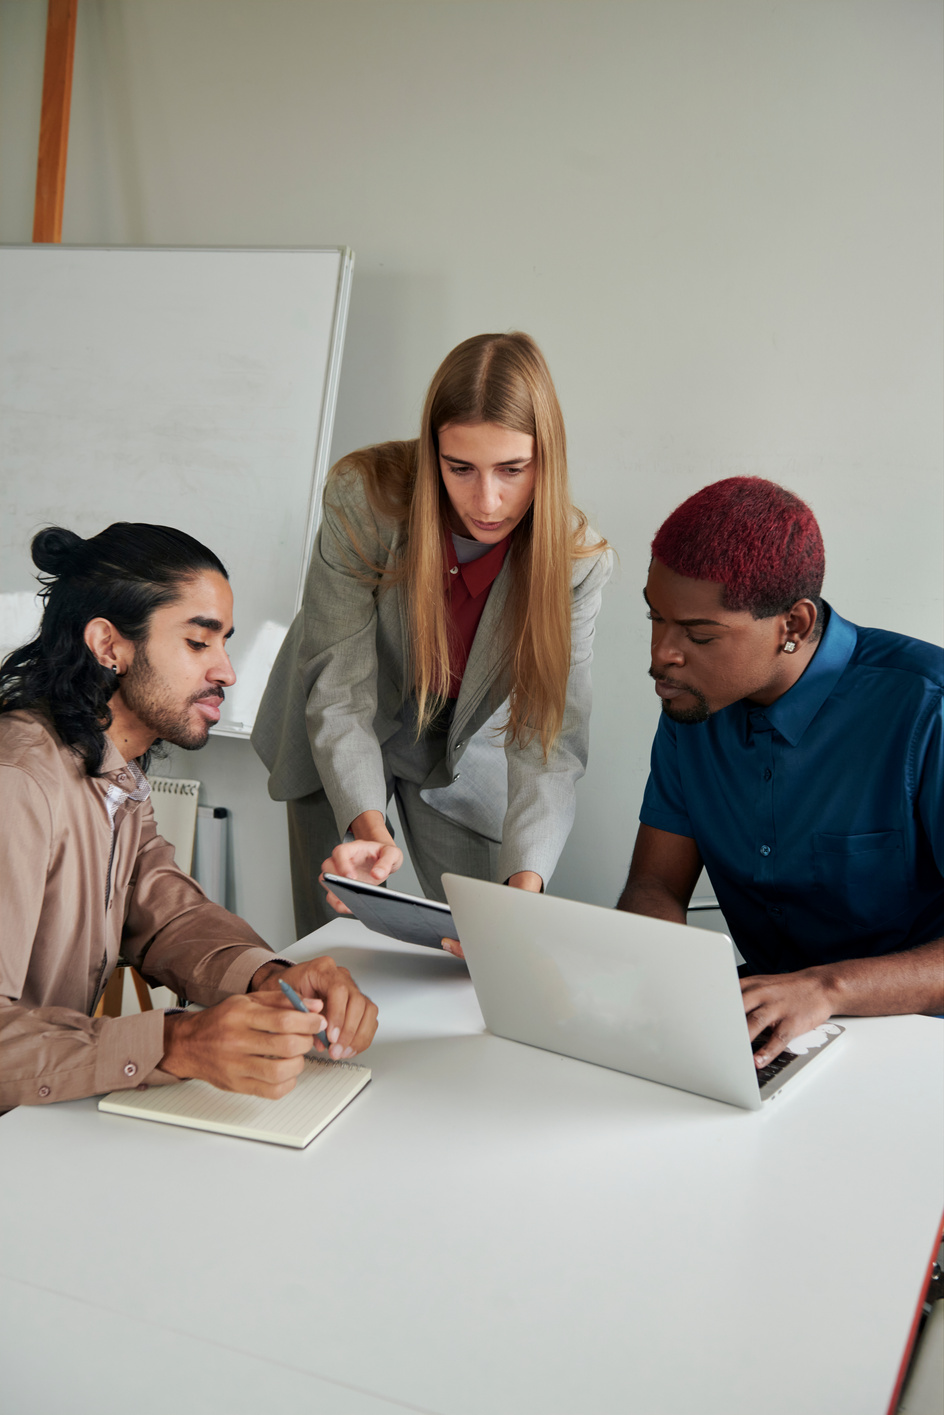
[442,875,845,1111]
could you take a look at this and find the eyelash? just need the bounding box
[645,613,715,646]
[186,640,209,651]
[445,465,526,477]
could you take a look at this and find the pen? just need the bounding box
[279,977,334,1059]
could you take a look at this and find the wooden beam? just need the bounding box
[32,0,78,243]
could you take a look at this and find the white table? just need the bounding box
[2,919,942,1415]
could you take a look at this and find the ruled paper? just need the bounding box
[98,1057,371,1149]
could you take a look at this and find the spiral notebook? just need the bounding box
[98,1057,371,1149]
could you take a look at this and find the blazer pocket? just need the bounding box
[812,830,907,930]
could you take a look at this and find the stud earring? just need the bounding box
[782,640,797,654]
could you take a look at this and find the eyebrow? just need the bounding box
[642,588,728,629]
[186,615,235,640]
[441,454,531,466]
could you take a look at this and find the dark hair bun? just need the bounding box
[31,526,87,577]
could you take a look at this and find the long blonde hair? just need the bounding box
[328,332,606,757]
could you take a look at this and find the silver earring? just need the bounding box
[782,640,797,654]
[111,665,119,674]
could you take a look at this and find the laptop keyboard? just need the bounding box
[752,1030,798,1090]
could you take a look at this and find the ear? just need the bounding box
[784,599,819,648]
[83,618,135,676]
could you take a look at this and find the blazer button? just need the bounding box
[454,772,461,781]
[38,1085,51,1098]
[123,1062,138,1077]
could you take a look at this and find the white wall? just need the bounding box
[2,0,941,946]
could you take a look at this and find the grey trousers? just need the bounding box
[285,779,500,940]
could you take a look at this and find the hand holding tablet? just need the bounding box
[320,838,404,915]
[322,873,461,951]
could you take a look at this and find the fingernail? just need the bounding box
[329,1026,340,1044]
[342,1046,354,1058]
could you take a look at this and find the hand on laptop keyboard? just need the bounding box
[751,1029,797,1087]
[740,969,835,1067]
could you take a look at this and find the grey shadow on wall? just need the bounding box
[328,269,450,463]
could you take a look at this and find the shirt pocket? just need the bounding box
[812,830,906,931]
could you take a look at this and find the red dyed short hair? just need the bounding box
[651,477,825,618]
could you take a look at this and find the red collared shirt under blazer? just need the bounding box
[443,536,510,698]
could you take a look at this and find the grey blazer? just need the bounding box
[252,469,612,886]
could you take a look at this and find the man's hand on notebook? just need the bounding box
[161,992,331,1099]
[740,968,835,1068]
[254,956,379,1061]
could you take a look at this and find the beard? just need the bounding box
[121,645,222,751]
[648,668,711,725]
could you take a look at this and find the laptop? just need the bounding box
[442,875,845,1111]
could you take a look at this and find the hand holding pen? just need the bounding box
[279,977,339,1059]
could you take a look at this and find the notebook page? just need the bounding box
[98,1057,371,1149]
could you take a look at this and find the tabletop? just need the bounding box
[2,917,942,1415]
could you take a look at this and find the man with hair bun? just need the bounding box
[619,477,943,1066]
[0,522,377,1111]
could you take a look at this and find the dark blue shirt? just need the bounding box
[640,607,944,974]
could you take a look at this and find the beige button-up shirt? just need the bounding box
[0,710,278,1109]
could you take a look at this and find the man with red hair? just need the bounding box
[619,477,943,1067]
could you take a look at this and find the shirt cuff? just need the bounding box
[93,1008,168,1094]
[215,946,290,997]
[245,956,294,991]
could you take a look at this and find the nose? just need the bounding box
[209,645,237,688]
[475,473,503,516]
[650,623,685,673]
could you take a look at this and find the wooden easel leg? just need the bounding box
[99,967,125,1019]
[33,0,78,244]
[130,968,154,1012]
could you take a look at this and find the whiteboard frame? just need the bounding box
[0,244,355,741]
[206,245,355,740]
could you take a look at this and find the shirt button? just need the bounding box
[769,905,783,916]
[759,845,771,856]
[449,565,459,575]
[123,1062,138,1077]
[763,768,772,781]
[38,1085,51,1098]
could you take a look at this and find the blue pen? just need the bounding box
[279,977,334,1059]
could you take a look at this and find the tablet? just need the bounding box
[323,874,458,950]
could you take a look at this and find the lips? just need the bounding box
[470,518,504,532]
[194,697,222,722]
[654,680,685,700]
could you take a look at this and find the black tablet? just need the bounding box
[323,874,458,950]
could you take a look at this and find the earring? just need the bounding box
[111,665,119,674]
[782,640,797,654]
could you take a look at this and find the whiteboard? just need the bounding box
[0,245,353,736]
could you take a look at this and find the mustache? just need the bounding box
[192,688,225,704]
[648,667,686,691]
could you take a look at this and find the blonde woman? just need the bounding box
[252,332,611,945]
